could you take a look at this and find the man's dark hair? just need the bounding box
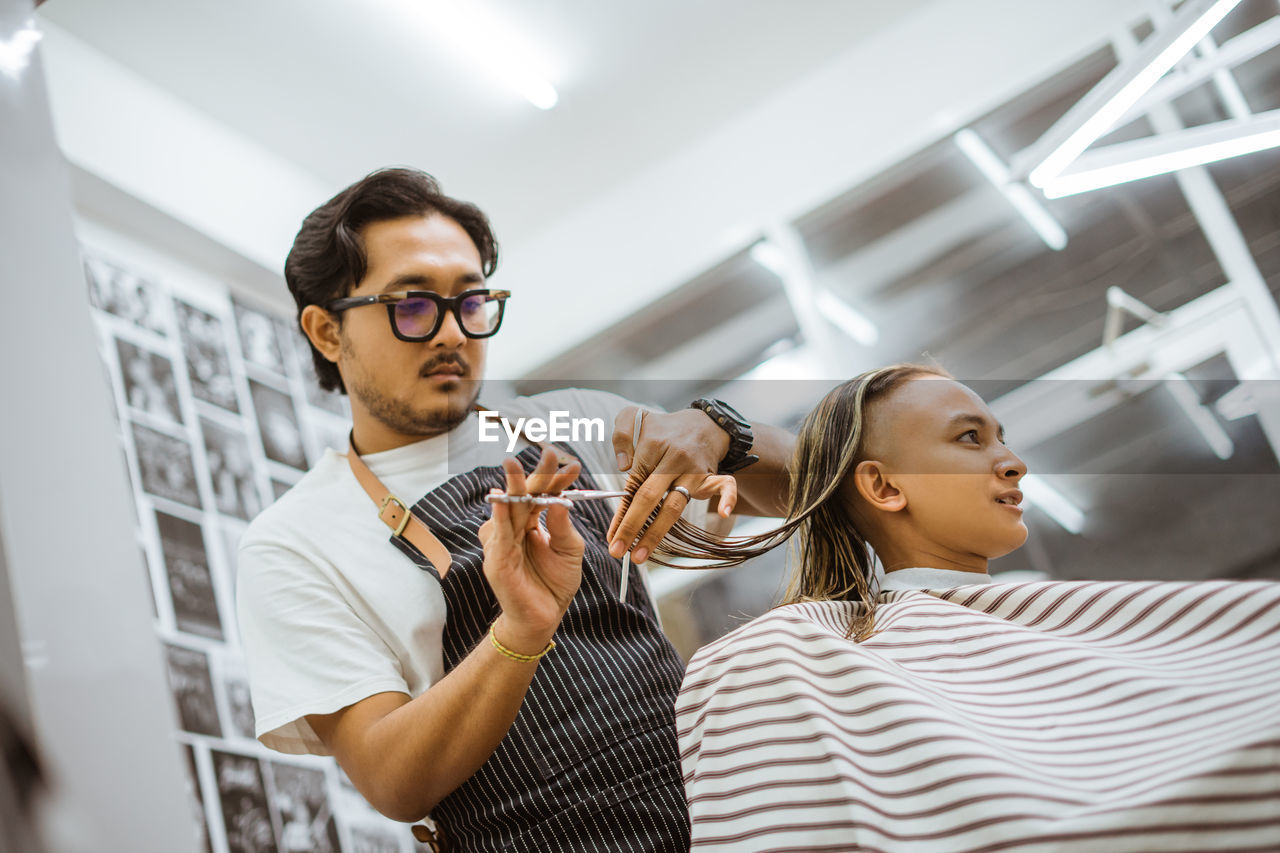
[285,167,499,394]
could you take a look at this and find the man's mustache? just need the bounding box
[420,355,469,377]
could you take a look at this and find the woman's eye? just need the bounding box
[960,430,979,443]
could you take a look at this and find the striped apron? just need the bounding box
[390,442,691,852]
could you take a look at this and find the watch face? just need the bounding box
[696,398,749,427]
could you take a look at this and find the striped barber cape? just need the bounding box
[676,576,1280,852]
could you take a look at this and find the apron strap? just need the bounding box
[347,430,454,577]
[345,404,582,579]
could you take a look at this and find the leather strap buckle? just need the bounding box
[379,494,411,537]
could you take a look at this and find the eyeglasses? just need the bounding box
[326,289,510,342]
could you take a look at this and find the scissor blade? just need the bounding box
[558,489,628,501]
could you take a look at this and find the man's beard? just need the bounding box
[351,375,480,437]
[342,340,481,437]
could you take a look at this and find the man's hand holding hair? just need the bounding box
[607,406,740,564]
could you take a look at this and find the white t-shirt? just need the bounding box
[237,388,676,756]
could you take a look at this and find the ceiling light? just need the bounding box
[386,0,559,110]
[0,21,41,79]
[751,240,879,346]
[954,129,1068,251]
[816,292,879,346]
[1040,109,1280,197]
[1026,0,1243,187]
[737,345,824,382]
[1020,475,1086,534]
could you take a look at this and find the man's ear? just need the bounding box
[851,460,907,513]
[300,304,342,365]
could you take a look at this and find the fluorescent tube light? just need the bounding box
[0,22,41,79]
[388,0,559,110]
[751,240,879,346]
[1041,109,1280,197]
[954,129,1068,250]
[1021,474,1086,534]
[1027,0,1243,187]
[816,291,879,346]
[1118,16,1280,129]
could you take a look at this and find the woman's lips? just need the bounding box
[995,490,1024,514]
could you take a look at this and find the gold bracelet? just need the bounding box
[489,623,555,663]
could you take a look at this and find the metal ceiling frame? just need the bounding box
[990,279,1280,453]
[985,16,1280,533]
[648,5,1280,596]
[1015,0,1247,186]
[758,9,1280,535]
[1023,2,1280,197]
[1041,107,1280,197]
[953,128,1069,250]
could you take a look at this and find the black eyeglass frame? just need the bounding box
[326,289,511,342]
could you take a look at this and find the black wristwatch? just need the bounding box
[689,398,760,474]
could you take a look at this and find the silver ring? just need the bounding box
[631,408,646,455]
[668,485,692,503]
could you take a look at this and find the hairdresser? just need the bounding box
[234,167,793,852]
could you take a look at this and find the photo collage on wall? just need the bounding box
[83,250,431,852]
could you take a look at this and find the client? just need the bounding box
[669,364,1280,852]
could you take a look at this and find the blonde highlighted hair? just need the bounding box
[636,363,949,639]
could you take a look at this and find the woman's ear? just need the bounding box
[300,304,342,364]
[851,460,907,513]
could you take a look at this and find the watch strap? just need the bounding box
[689,398,760,475]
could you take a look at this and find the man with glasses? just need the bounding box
[236,168,793,851]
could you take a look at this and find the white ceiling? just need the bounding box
[37,0,935,243]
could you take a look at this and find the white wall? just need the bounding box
[0,1,198,848]
[37,19,332,280]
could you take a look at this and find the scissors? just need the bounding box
[484,487,649,600]
[484,489,628,508]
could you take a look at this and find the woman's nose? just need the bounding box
[997,449,1027,480]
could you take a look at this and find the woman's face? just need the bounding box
[860,377,1029,560]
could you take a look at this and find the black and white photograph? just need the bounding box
[181,744,214,853]
[116,337,183,424]
[212,750,279,853]
[249,379,308,470]
[222,672,256,742]
[265,762,342,853]
[156,510,224,641]
[131,422,202,509]
[163,644,222,738]
[176,299,241,413]
[234,299,288,376]
[83,254,168,335]
[201,417,263,522]
[287,325,349,417]
[349,827,402,853]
